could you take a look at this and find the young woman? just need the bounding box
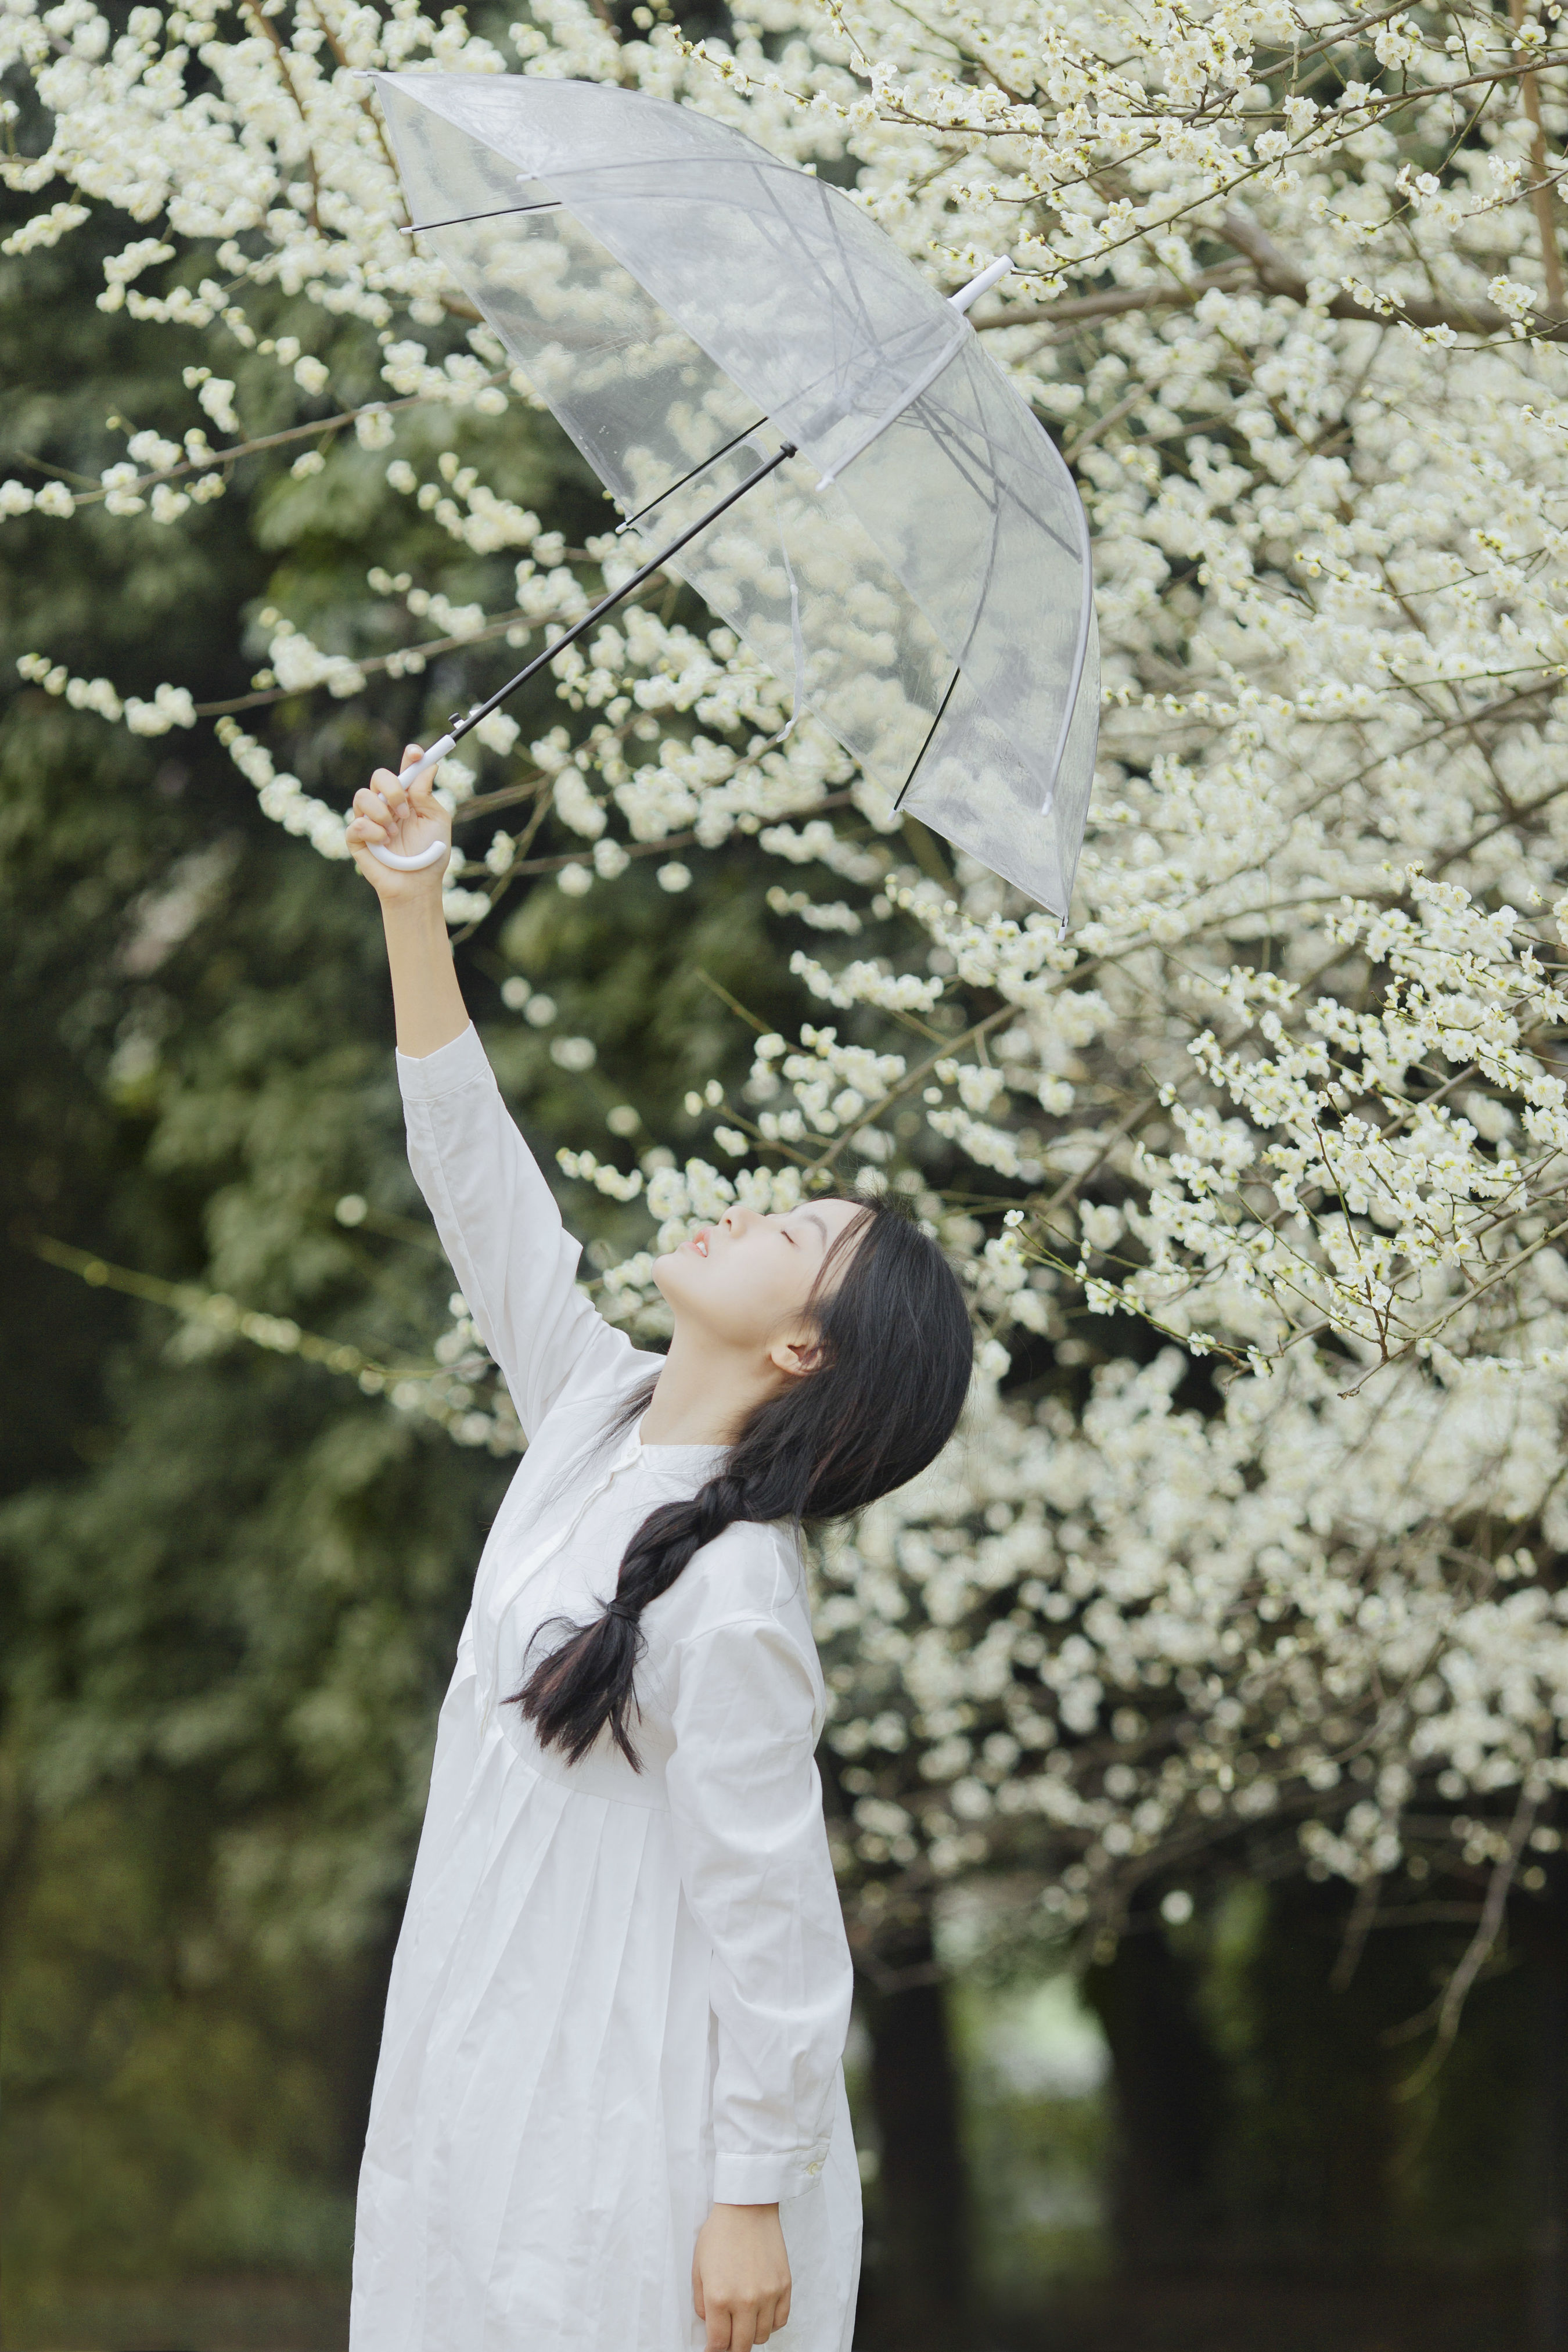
[345,750,972,2352]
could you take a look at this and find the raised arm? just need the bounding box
[346,742,469,1059]
[348,746,632,1432]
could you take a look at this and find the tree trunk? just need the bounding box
[1529,1953,1567,2350]
[1526,1889,1568,2352]
[1084,1889,1226,2273]
[858,1915,972,2350]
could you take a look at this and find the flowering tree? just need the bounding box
[11,0,1568,2063]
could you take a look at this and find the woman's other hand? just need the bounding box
[692,2203,792,2351]
[346,743,451,901]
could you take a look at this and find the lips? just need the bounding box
[688,1228,710,1257]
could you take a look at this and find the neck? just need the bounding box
[640,1322,777,1448]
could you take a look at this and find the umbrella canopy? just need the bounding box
[373,73,1099,920]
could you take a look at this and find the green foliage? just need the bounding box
[950,1975,1111,2306]
[5,1794,358,2290]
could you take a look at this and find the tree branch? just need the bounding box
[1391,1785,1537,2098]
[50,379,506,512]
[1511,0,1566,315]
[979,211,1568,342]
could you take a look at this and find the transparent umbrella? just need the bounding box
[369,73,1099,922]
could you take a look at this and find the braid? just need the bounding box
[510,1192,971,1771]
[513,1471,755,1770]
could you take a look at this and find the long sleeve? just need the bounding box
[397,1023,634,1437]
[664,1612,854,2206]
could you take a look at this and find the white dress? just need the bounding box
[350,1023,862,2352]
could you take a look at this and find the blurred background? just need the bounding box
[2,91,1563,2352]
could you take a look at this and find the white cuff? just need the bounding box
[395,1023,488,1101]
[712,2145,830,2206]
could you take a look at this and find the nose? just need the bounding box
[721,1204,760,1236]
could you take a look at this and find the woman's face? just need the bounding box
[653,1199,867,1357]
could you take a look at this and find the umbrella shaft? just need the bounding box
[449,440,798,747]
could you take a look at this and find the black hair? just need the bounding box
[509,1194,973,1771]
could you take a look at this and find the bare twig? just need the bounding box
[1330,1872,1384,1993]
[1336,1210,1568,1396]
[23,1232,432,1381]
[994,258,1253,333]
[693,968,775,1035]
[1391,1786,1537,2098]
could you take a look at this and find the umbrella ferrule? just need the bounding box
[947,256,1012,315]
[812,259,1010,492]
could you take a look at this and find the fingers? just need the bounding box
[394,740,431,805]
[731,2299,782,2350]
[700,2296,783,2351]
[691,2209,790,2352]
[350,785,394,846]
[363,743,425,818]
[369,764,409,817]
[346,745,453,894]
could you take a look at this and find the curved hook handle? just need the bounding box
[369,835,449,872]
[367,734,456,871]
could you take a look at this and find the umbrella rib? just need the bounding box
[401,199,562,235]
[814,322,968,488]
[1038,456,1096,819]
[613,416,770,535]
[444,441,799,750]
[911,383,1083,559]
[893,666,962,814]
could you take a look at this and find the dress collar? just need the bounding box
[631,1415,728,1481]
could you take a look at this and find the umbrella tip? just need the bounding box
[948,256,1012,315]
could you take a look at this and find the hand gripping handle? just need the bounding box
[367,735,457,871]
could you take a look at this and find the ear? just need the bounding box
[767,1329,822,1381]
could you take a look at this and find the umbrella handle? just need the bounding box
[368,734,457,871]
